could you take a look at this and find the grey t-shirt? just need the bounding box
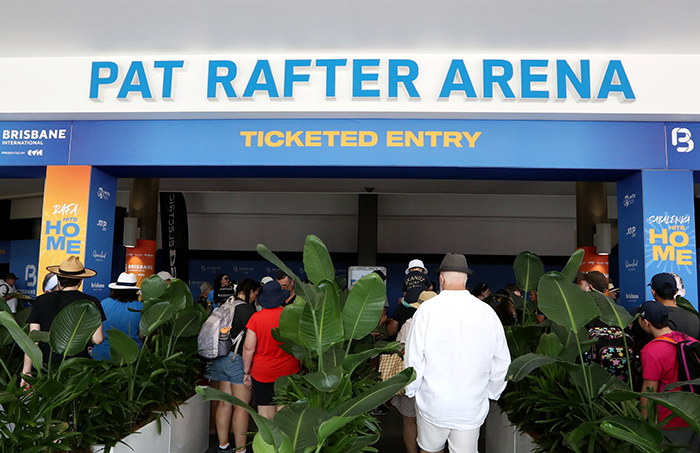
[667,306,700,340]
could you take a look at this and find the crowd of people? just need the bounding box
[12,253,700,453]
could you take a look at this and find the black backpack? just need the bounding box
[654,335,700,393]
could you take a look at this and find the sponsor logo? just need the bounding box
[672,127,694,153]
[647,213,692,225]
[92,250,107,262]
[625,293,639,300]
[97,187,111,200]
[27,149,43,156]
[53,203,79,216]
[625,259,639,271]
[97,219,108,231]
[626,226,637,237]
[91,282,105,289]
[233,266,239,272]
[1,128,68,146]
[623,193,636,207]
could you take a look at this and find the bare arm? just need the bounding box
[242,330,257,388]
[387,319,399,337]
[91,325,105,345]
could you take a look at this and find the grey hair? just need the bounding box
[200,281,213,293]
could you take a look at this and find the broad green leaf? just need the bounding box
[107,328,140,365]
[0,311,43,371]
[341,273,385,341]
[298,281,343,357]
[49,300,102,357]
[253,432,294,453]
[343,434,381,453]
[604,389,700,432]
[561,249,585,282]
[664,377,700,392]
[162,278,193,312]
[322,344,346,368]
[0,298,11,313]
[274,401,327,453]
[303,235,336,286]
[342,342,402,375]
[604,416,664,447]
[513,251,545,294]
[538,272,600,333]
[272,327,311,362]
[139,301,175,337]
[29,330,50,343]
[141,275,168,302]
[677,296,700,322]
[599,421,661,453]
[303,366,343,391]
[333,368,415,417]
[590,291,634,328]
[535,332,564,357]
[170,310,202,338]
[197,386,287,449]
[507,353,561,381]
[569,363,617,399]
[257,243,310,302]
[317,416,355,446]
[279,303,306,347]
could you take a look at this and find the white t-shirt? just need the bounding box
[0,280,18,313]
[404,289,511,430]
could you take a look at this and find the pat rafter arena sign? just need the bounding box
[1,54,700,115]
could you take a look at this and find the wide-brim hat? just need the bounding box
[257,280,290,309]
[109,272,140,290]
[410,290,437,309]
[436,253,473,275]
[405,259,428,275]
[46,256,96,279]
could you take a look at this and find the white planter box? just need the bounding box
[484,401,536,453]
[92,393,209,453]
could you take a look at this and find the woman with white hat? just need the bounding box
[91,272,144,361]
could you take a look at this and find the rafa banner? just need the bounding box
[38,166,117,299]
[126,239,156,287]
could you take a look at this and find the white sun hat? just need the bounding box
[108,272,141,290]
[405,259,428,274]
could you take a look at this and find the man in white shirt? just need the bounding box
[405,253,511,453]
[0,272,19,313]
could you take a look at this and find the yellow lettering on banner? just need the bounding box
[649,229,667,244]
[463,132,482,148]
[324,131,340,147]
[653,245,674,261]
[425,131,441,147]
[265,131,284,147]
[360,131,378,147]
[257,131,264,147]
[406,131,424,147]
[387,131,403,147]
[306,131,322,147]
[341,131,357,146]
[241,131,256,147]
[677,249,693,265]
[286,131,304,147]
[670,231,689,247]
[444,131,463,147]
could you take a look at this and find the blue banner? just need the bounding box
[617,173,646,309]
[70,119,666,170]
[83,168,117,300]
[9,240,40,299]
[0,121,71,166]
[0,241,9,264]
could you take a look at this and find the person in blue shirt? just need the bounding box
[91,272,143,361]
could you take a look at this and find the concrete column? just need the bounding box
[129,178,160,241]
[576,182,608,248]
[357,193,378,265]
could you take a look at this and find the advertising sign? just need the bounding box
[576,246,609,294]
[159,192,189,283]
[9,239,40,299]
[0,121,71,166]
[126,239,157,288]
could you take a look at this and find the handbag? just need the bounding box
[378,353,405,395]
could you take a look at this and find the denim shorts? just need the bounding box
[205,352,244,384]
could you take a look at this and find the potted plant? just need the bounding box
[197,235,415,453]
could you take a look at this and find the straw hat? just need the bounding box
[409,290,438,309]
[109,272,140,290]
[46,256,96,279]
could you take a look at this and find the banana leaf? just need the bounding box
[332,368,415,417]
[604,388,700,432]
[162,279,193,312]
[561,249,585,282]
[513,251,545,295]
[341,272,385,341]
[139,301,176,337]
[303,365,344,391]
[298,281,344,358]
[274,401,328,453]
[29,330,50,343]
[48,300,102,357]
[342,342,402,375]
[506,352,561,381]
[279,302,306,347]
[569,363,617,399]
[170,310,202,338]
[317,416,355,446]
[600,421,662,453]
[107,328,140,365]
[676,296,700,322]
[590,291,635,328]
[257,243,310,302]
[0,311,42,371]
[535,332,564,357]
[538,271,600,333]
[141,275,168,302]
[303,235,336,287]
[0,298,11,313]
[323,344,346,368]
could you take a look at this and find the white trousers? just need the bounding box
[416,410,480,453]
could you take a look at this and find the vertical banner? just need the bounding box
[617,170,697,310]
[125,239,157,287]
[159,192,189,283]
[38,166,116,299]
[9,239,40,299]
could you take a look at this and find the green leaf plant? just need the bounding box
[501,250,700,453]
[199,235,416,453]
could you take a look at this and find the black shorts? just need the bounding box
[252,377,276,406]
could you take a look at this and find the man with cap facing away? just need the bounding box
[577,270,609,294]
[649,273,700,340]
[21,256,106,388]
[637,300,700,452]
[404,253,511,453]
